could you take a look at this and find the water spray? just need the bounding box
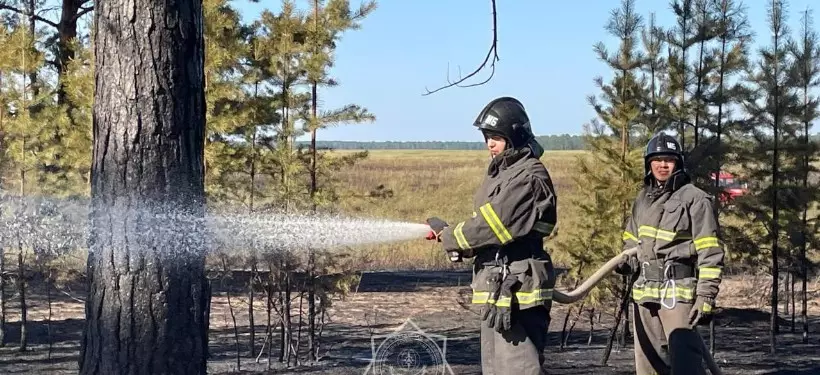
[0,191,431,257]
[207,212,432,252]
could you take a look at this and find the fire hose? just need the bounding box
[551,246,723,375]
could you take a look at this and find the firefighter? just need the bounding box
[425,97,557,375]
[615,132,725,375]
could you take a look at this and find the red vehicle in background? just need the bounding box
[711,172,748,203]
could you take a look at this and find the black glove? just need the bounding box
[426,217,448,235]
[481,272,502,328]
[688,295,715,327]
[490,273,520,333]
[426,217,462,261]
[615,254,640,276]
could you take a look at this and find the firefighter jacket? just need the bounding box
[438,146,558,311]
[622,173,725,308]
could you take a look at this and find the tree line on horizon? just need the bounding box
[296,132,820,151]
[296,134,586,150]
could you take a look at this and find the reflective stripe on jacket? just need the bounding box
[623,179,725,307]
[439,146,557,310]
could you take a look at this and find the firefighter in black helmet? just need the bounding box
[616,132,725,375]
[425,97,557,375]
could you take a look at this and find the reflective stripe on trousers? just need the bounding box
[472,288,554,307]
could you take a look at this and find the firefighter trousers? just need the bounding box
[480,305,549,375]
[631,301,708,375]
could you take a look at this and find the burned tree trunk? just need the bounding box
[78,0,209,372]
[17,248,27,352]
[248,261,257,357]
[0,246,5,347]
[284,270,293,365]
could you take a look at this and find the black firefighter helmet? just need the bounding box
[644,132,686,185]
[473,97,536,149]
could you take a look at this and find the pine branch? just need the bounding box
[315,104,375,130]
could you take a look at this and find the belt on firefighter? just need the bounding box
[477,245,539,267]
[641,260,695,281]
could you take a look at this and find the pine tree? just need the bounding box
[203,0,255,207]
[243,3,310,215]
[735,0,799,353]
[0,26,15,190]
[2,18,44,199]
[689,0,719,149]
[302,0,376,212]
[589,0,644,161]
[667,0,697,148]
[555,121,643,350]
[0,11,92,199]
[298,0,376,361]
[79,0,210,370]
[562,0,645,354]
[705,0,751,205]
[50,40,94,198]
[0,25,14,347]
[786,6,820,343]
[685,0,748,192]
[701,0,760,290]
[638,12,673,139]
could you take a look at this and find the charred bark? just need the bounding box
[559,306,572,351]
[78,0,209,372]
[562,302,584,348]
[248,261,257,357]
[47,268,53,359]
[266,279,273,368]
[17,248,26,352]
[601,276,634,365]
[0,245,5,347]
[284,270,293,365]
[789,272,795,332]
[307,256,316,361]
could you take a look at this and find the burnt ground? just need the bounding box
[0,271,818,375]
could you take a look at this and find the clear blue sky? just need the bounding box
[235,0,818,142]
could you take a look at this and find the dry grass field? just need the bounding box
[332,149,586,270]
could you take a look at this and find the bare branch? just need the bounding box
[422,0,499,95]
[74,5,94,22]
[59,288,86,303]
[0,3,59,28]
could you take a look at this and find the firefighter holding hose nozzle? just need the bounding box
[425,97,557,375]
[615,133,726,375]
